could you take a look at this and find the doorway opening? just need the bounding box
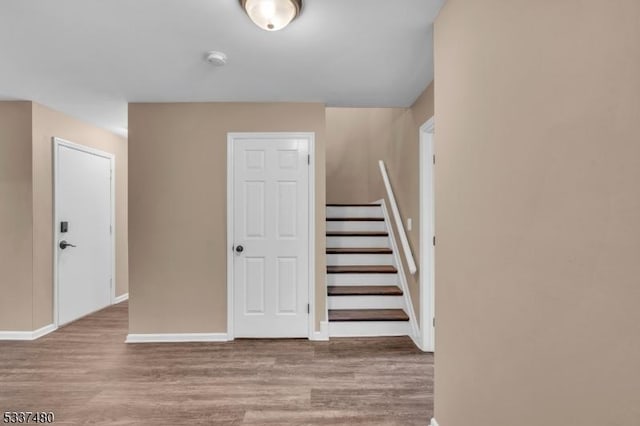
[419,118,435,352]
[53,137,115,327]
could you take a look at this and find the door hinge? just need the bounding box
[307,154,310,165]
[110,225,112,235]
[433,317,435,327]
[433,155,435,165]
[307,303,310,314]
[433,236,436,246]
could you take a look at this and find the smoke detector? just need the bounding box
[205,51,227,66]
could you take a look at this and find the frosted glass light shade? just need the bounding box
[241,0,302,31]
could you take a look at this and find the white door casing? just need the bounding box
[53,138,115,327]
[419,118,435,352]
[227,133,315,339]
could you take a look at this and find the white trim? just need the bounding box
[0,331,35,340]
[53,137,116,328]
[430,418,439,426]
[226,132,316,340]
[308,134,317,340]
[310,321,329,341]
[32,323,57,339]
[113,293,129,304]
[328,295,403,310]
[226,134,234,339]
[329,320,409,337]
[410,327,423,350]
[419,117,436,352]
[378,161,417,274]
[379,199,419,342]
[0,324,57,341]
[125,333,230,343]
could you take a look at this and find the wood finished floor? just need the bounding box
[0,302,433,425]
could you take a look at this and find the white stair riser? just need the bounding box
[327,273,399,285]
[324,202,412,339]
[326,206,383,218]
[326,236,390,248]
[326,253,395,266]
[326,221,387,232]
[329,321,409,337]
[328,295,404,310]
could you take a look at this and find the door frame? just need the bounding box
[226,132,316,340]
[419,118,435,352]
[52,137,116,327]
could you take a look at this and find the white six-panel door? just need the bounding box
[230,135,310,338]
[55,138,113,326]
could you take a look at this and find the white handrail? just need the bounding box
[379,161,417,275]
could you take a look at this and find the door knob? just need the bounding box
[59,240,77,250]
[235,245,244,254]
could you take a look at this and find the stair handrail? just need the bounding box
[378,161,417,275]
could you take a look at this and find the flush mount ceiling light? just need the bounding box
[239,0,302,31]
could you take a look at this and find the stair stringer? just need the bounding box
[378,199,420,345]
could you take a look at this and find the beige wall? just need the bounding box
[0,102,127,331]
[392,85,434,323]
[325,83,434,322]
[128,102,326,334]
[0,102,33,331]
[326,107,406,203]
[434,1,640,425]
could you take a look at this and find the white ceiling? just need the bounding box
[0,0,443,136]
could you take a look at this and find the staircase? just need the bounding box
[326,203,412,337]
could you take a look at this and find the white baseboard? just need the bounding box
[430,418,439,426]
[113,293,129,304]
[410,331,435,353]
[33,323,57,339]
[410,330,423,351]
[0,330,34,340]
[310,321,329,341]
[0,323,57,341]
[125,332,230,343]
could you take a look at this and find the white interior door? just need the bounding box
[231,135,310,338]
[55,139,113,326]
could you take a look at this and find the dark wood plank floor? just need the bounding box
[0,302,433,425]
[325,217,385,222]
[327,285,403,296]
[327,265,398,274]
[328,309,410,322]
[326,248,393,255]
[325,231,389,237]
